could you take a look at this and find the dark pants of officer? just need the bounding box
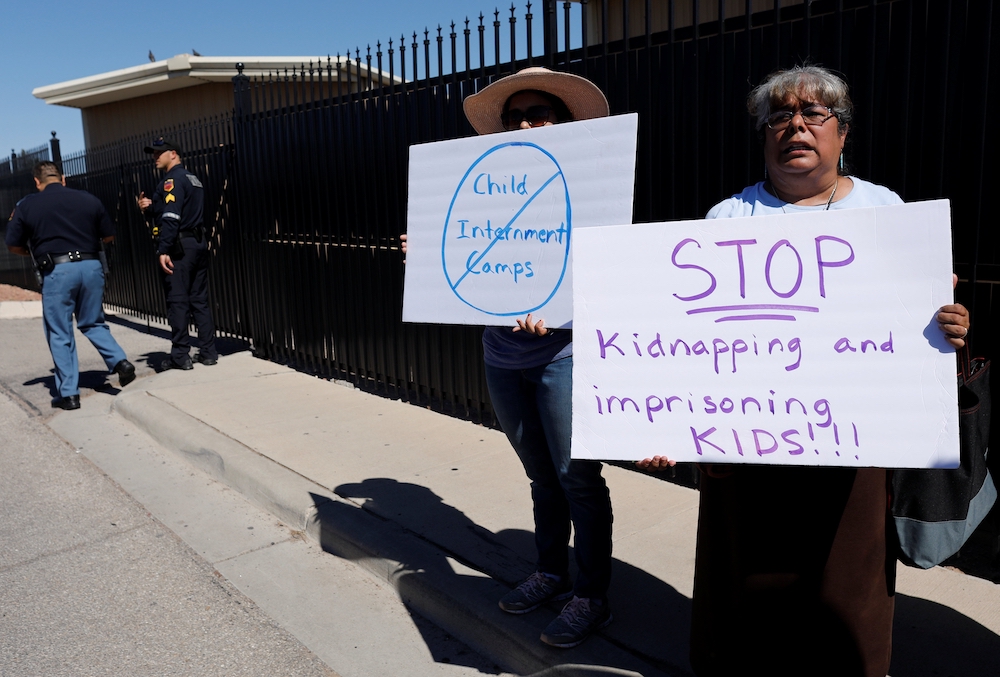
[162,235,217,364]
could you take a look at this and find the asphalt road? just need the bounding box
[0,372,339,675]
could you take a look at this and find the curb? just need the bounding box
[0,301,43,319]
[114,389,667,677]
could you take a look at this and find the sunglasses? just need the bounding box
[501,105,555,131]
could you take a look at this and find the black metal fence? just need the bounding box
[2,0,997,429]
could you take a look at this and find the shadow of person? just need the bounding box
[892,592,1000,676]
[320,478,693,675]
[23,372,57,398]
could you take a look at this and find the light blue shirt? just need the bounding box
[706,177,903,219]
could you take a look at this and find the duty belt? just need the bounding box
[51,251,100,265]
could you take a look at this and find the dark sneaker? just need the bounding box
[113,359,136,387]
[540,596,613,648]
[159,358,193,372]
[498,572,572,614]
[193,353,218,366]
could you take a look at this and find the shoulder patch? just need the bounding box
[186,174,203,188]
[163,178,175,192]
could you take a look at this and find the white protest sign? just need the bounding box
[572,200,960,469]
[402,114,638,327]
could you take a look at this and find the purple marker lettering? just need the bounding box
[732,339,749,375]
[765,239,804,298]
[716,239,757,299]
[881,332,894,353]
[606,396,640,413]
[834,337,856,353]
[853,423,860,447]
[691,427,727,455]
[782,429,804,455]
[645,396,663,423]
[786,337,803,371]
[596,330,624,358]
[815,235,855,298]
[672,238,717,301]
[647,333,666,357]
[814,399,832,428]
[712,339,730,374]
[733,429,745,456]
[753,429,779,455]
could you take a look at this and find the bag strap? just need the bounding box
[960,341,972,381]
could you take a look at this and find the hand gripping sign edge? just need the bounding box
[441,141,571,317]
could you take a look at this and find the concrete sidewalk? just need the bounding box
[43,348,1000,675]
[0,298,1000,677]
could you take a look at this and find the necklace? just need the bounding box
[768,178,839,212]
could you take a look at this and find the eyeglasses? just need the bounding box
[766,105,837,130]
[501,105,555,131]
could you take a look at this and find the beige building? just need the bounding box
[34,54,387,150]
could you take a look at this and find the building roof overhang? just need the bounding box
[33,54,378,108]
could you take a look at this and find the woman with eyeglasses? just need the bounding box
[640,65,970,676]
[402,67,616,649]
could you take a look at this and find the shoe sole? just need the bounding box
[540,612,613,649]
[498,589,573,615]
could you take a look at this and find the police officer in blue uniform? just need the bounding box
[6,161,136,410]
[137,138,218,371]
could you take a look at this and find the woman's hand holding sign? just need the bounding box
[635,455,677,472]
[514,313,548,336]
[938,274,970,349]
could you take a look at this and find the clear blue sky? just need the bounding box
[1,1,558,158]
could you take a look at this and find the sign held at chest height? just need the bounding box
[571,200,960,469]
[402,114,638,327]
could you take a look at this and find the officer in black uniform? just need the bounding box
[137,138,218,371]
[6,161,135,410]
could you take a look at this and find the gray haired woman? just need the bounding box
[640,65,970,676]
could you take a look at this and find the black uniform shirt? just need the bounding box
[150,164,205,255]
[5,184,113,257]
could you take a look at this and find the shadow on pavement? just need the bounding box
[313,479,693,676]
[892,592,1000,676]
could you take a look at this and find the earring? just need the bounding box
[764,164,769,180]
[839,152,845,172]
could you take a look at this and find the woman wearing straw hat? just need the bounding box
[405,67,616,648]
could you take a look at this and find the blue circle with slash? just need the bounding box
[441,141,571,316]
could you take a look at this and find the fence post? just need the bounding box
[49,132,62,171]
[233,62,251,119]
[10,149,16,174]
[543,0,557,66]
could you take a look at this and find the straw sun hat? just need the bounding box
[463,67,610,135]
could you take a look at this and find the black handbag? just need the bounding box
[891,346,994,569]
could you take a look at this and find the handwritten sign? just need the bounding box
[403,114,638,326]
[571,200,961,468]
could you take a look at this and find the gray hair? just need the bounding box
[747,65,853,133]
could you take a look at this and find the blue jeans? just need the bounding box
[42,259,127,398]
[485,356,613,600]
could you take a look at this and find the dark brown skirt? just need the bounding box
[690,466,895,677]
